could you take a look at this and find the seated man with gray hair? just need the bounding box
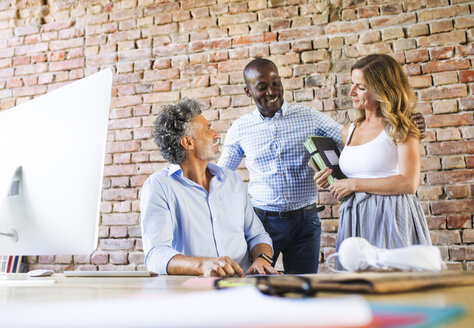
[140,98,277,276]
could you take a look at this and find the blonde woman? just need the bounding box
[314,54,431,267]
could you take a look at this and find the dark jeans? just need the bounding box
[255,209,321,274]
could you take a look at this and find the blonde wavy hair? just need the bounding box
[352,54,420,143]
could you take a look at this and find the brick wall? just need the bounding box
[0,0,472,272]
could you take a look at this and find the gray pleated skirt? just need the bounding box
[335,192,432,270]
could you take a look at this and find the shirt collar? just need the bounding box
[168,162,224,181]
[253,100,287,121]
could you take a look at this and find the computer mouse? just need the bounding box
[27,269,54,277]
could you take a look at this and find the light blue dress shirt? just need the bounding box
[140,162,272,274]
[218,101,342,212]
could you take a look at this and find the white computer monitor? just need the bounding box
[0,69,112,255]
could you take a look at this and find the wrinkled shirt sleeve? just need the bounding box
[140,178,181,274]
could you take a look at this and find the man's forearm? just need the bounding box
[166,254,202,275]
[166,254,245,277]
[250,243,273,262]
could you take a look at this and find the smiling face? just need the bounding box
[349,69,379,112]
[188,114,220,162]
[244,63,284,118]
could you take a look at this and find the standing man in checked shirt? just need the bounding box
[217,58,339,274]
[217,58,425,274]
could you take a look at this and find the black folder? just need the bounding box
[303,136,346,185]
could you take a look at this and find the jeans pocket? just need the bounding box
[306,213,321,226]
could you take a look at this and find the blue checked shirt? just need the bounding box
[218,101,342,211]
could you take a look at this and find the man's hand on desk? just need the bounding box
[246,257,279,275]
[200,256,245,277]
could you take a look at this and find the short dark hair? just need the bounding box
[152,98,202,164]
[243,58,278,84]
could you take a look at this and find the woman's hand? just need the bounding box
[329,179,356,201]
[313,167,332,189]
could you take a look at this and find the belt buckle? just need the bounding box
[278,211,290,218]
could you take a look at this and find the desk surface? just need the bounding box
[1,274,473,327]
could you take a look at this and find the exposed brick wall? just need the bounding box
[0,0,472,272]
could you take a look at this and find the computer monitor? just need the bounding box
[0,69,112,255]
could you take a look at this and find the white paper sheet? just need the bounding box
[0,286,372,327]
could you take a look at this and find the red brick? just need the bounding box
[418,4,469,21]
[408,75,432,88]
[208,50,228,62]
[446,185,470,199]
[403,63,421,76]
[182,85,219,99]
[418,84,467,100]
[427,140,473,156]
[7,78,23,88]
[430,19,454,34]
[455,16,474,29]
[99,239,136,251]
[456,44,474,57]
[128,252,144,264]
[425,216,447,230]
[218,13,256,26]
[111,95,142,108]
[49,51,66,61]
[433,71,458,86]
[370,13,416,28]
[459,70,474,83]
[429,46,455,60]
[12,85,46,97]
[144,68,179,81]
[12,56,30,65]
[218,59,248,73]
[405,49,429,63]
[418,30,466,47]
[91,253,109,265]
[102,213,139,225]
[460,97,474,111]
[182,64,218,77]
[467,155,474,168]
[130,174,148,189]
[430,230,461,245]
[422,58,470,74]
[41,19,75,33]
[49,58,84,72]
[321,219,338,233]
[417,185,443,200]
[232,32,276,46]
[107,140,141,154]
[325,20,369,34]
[427,170,473,185]
[449,246,474,261]
[358,6,378,18]
[109,252,128,265]
[463,230,474,243]
[447,215,472,229]
[14,25,40,36]
[426,113,473,128]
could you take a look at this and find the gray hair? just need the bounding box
[152,98,202,164]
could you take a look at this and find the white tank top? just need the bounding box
[339,123,399,179]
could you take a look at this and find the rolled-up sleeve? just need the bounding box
[140,178,181,275]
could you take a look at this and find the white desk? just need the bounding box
[1,274,473,327]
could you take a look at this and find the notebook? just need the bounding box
[304,136,346,185]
